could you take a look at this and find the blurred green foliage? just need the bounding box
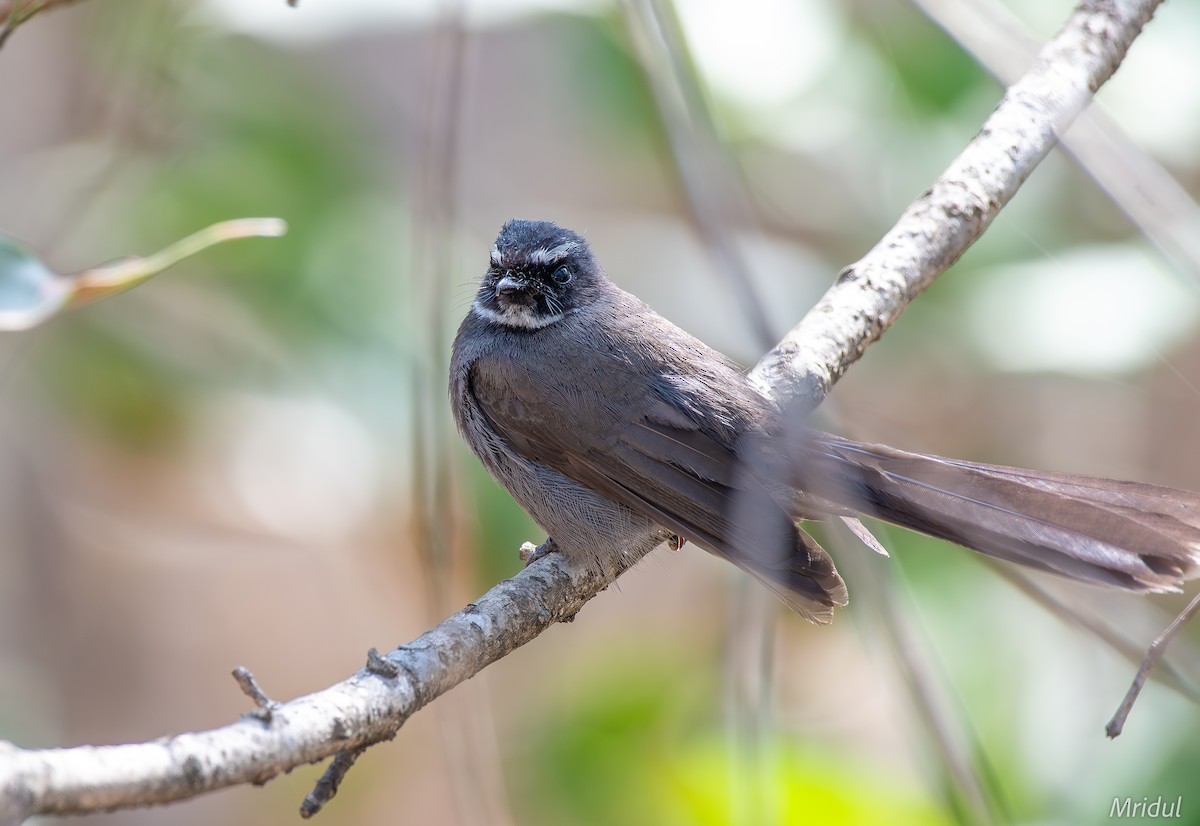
[41,325,190,448]
[852,5,990,116]
[512,652,955,826]
[118,39,381,345]
[562,13,664,148]
[32,9,394,447]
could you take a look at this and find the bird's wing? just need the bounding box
[468,348,846,622]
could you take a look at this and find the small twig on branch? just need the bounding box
[0,0,1175,821]
[300,747,365,819]
[1107,592,1200,738]
[364,647,401,679]
[232,667,280,722]
[0,550,654,823]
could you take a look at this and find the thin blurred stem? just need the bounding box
[633,1,791,813]
[411,6,517,826]
[410,0,468,619]
[836,527,1002,825]
[623,0,777,350]
[0,0,69,49]
[0,0,21,48]
[65,218,288,311]
[630,2,792,816]
[722,581,780,826]
[1107,591,1200,737]
[22,3,188,262]
[0,0,72,26]
[985,561,1200,705]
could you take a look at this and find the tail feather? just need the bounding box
[794,433,1200,592]
[727,525,849,624]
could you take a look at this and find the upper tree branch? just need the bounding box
[750,0,1158,408]
[0,0,1164,821]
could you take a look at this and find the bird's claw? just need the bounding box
[520,537,560,565]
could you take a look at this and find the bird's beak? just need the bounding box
[496,274,530,296]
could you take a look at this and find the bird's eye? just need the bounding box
[552,266,573,285]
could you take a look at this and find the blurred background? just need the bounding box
[3,0,1200,823]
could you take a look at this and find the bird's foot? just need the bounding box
[519,537,560,566]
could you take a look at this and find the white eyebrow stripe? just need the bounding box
[528,241,580,266]
[490,245,504,265]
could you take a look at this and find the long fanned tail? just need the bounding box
[795,433,1200,591]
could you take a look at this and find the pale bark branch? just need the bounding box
[0,0,1166,821]
[913,0,1200,282]
[749,0,1159,408]
[0,551,645,823]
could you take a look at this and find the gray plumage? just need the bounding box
[450,219,1200,623]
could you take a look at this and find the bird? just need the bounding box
[449,218,1200,623]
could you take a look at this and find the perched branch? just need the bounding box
[0,549,652,823]
[0,0,1169,821]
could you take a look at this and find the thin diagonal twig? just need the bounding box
[1107,591,1200,738]
[623,0,778,350]
[835,527,1004,824]
[986,561,1200,705]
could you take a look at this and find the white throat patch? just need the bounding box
[472,299,565,331]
